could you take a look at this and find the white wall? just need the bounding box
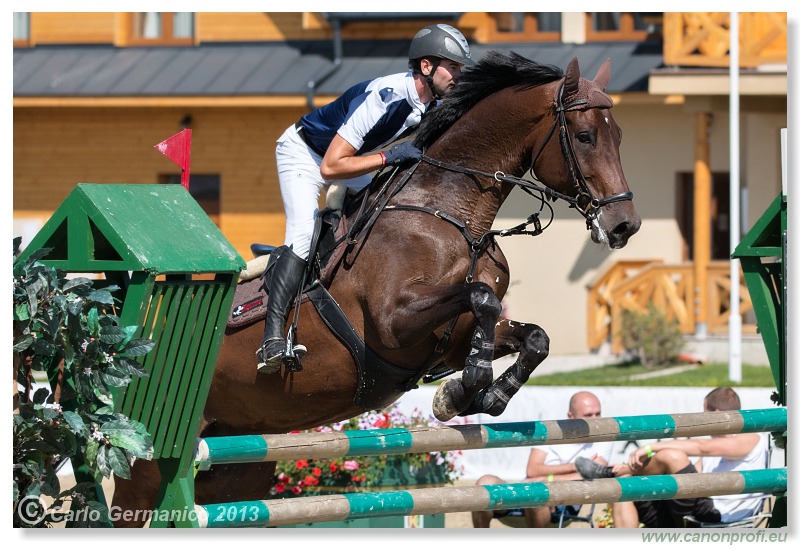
[493,101,786,354]
[395,386,785,481]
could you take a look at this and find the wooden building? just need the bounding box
[13,12,787,356]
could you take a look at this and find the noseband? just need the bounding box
[421,80,633,229]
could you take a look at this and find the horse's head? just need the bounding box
[532,57,641,249]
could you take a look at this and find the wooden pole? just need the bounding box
[693,112,712,337]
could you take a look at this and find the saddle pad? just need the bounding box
[227,276,268,329]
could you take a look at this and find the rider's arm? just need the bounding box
[320,134,385,180]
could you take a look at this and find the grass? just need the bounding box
[529,362,776,387]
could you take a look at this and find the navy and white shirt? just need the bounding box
[298,71,428,156]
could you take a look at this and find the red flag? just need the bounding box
[154,129,192,189]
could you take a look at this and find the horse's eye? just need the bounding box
[577,131,592,144]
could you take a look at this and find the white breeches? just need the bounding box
[276,125,372,259]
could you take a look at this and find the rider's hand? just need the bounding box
[382,142,422,166]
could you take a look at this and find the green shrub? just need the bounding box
[618,304,684,367]
[13,238,155,527]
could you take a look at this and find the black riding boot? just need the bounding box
[256,246,308,374]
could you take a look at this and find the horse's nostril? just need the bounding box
[612,222,630,236]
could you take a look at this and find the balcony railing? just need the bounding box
[588,260,756,354]
[663,12,787,68]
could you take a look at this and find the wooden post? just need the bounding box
[693,112,712,337]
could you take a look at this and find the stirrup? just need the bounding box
[256,338,307,375]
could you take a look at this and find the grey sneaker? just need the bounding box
[575,457,614,480]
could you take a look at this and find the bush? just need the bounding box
[13,238,155,527]
[618,304,684,367]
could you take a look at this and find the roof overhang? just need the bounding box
[649,67,787,96]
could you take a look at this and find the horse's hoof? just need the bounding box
[432,379,464,422]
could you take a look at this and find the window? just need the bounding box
[130,13,194,45]
[486,13,561,42]
[160,174,221,226]
[13,12,29,47]
[586,12,660,41]
[677,173,731,261]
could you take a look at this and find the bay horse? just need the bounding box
[112,51,640,525]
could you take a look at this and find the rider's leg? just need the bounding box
[257,245,308,373]
[257,128,322,374]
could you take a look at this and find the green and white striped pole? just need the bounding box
[195,408,786,465]
[194,468,786,528]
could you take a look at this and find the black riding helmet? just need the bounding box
[408,24,473,99]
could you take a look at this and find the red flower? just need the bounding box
[275,482,286,493]
[295,459,309,469]
[312,467,322,477]
[304,475,319,486]
[329,462,338,472]
[291,486,302,495]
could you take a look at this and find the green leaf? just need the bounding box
[13,334,34,352]
[98,326,127,344]
[105,446,130,479]
[14,303,31,321]
[115,356,149,378]
[122,338,156,357]
[62,277,93,293]
[100,371,131,387]
[84,439,99,470]
[61,411,87,436]
[87,308,100,336]
[95,445,110,478]
[31,338,57,356]
[32,388,50,404]
[108,431,153,458]
[87,289,115,306]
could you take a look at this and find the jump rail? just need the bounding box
[195,408,786,465]
[194,468,787,527]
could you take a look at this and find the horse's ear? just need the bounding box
[563,57,580,98]
[594,58,611,91]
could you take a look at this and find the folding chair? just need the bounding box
[683,497,772,528]
[684,436,774,528]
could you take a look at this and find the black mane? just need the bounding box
[414,51,563,149]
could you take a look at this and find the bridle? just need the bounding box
[420,80,634,229]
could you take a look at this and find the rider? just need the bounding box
[258,23,473,374]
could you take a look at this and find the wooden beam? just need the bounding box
[693,112,712,336]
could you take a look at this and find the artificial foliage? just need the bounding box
[12,238,155,527]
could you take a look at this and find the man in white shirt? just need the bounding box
[576,387,769,528]
[472,391,611,527]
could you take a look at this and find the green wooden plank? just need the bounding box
[161,284,218,458]
[132,284,184,453]
[124,284,170,422]
[150,283,199,455]
[173,279,233,463]
[146,284,192,456]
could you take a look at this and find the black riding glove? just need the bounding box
[383,142,422,166]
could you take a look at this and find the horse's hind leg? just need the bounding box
[432,283,502,421]
[460,318,550,417]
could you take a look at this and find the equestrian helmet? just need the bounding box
[408,24,473,66]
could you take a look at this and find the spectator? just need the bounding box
[472,391,611,527]
[576,387,769,528]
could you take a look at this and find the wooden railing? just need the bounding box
[663,12,787,68]
[588,260,756,354]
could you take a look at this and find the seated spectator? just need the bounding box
[472,391,611,528]
[575,387,769,528]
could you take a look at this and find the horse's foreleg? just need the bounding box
[460,318,550,417]
[431,283,502,421]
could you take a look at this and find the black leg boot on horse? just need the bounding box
[256,246,308,374]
